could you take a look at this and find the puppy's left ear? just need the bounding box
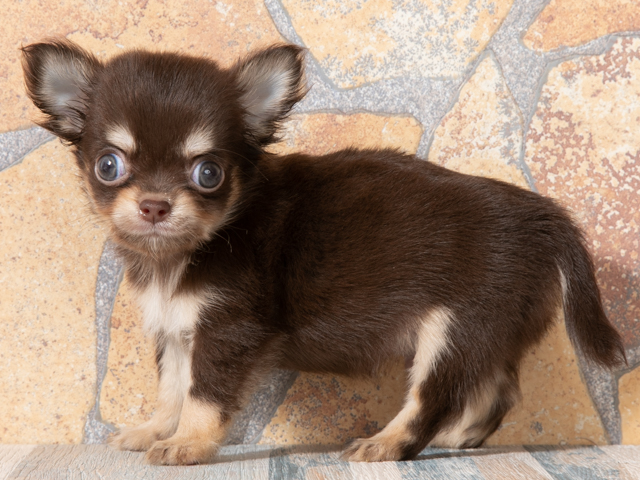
[21,39,101,144]
[233,44,306,146]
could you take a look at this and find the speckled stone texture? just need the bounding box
[259,361,407,445]
[270,113,423,156]
[281,0,514,88]
[619,367,640,444]
[526,37,640,352]
[524,0,640,51]
[429,54,529,188]
[1,0,639,451]
[487,319,607,446]
[0,141,107,443]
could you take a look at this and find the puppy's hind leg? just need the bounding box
[342,307,456,462]
[429,365,520,449]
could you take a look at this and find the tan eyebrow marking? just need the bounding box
[106,124,136,153]
[182,127,214,158]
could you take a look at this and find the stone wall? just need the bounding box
[1,0,639,448]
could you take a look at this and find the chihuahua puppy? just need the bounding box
[22,39,625,465]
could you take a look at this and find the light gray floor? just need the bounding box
[2,444,640,479]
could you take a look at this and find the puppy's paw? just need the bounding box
[341,437,403,462]
[108,424,165,452]
[145,438,218,465]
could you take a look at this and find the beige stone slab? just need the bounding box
[270,113,423,157]
[429,55,529,189]
[0,141,107,443]
[524,0,640,51]
[618,366,640,444]
[282,0,514,88]
[99,278,157,429]
[258,360,406,445]
[525,37,640,349]
[486,318,607,446]
[0,0,282,132]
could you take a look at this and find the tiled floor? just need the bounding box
[2,444,640,479]
[1,0,639,466]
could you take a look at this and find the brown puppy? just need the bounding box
[22,39,625,465]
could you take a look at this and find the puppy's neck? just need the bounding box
[117,244,190,294]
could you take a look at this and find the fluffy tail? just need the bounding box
[557,227,626,369]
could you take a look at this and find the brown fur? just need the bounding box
[22,39,626,465]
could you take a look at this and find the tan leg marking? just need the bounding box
[109,335,191,452]
[145,395,229,465]
[430,370,518,448]
[343,307,453,462]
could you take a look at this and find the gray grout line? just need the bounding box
[0,127,54,172]
[226,369,299,445]
[83,240,124,444]
[579,358,622,444]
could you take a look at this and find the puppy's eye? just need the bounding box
[191,160,224,191]
[96,154,126,183]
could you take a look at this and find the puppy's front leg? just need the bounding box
[145,321,271,465]
[109,335,190,451]
[145,393,229,465]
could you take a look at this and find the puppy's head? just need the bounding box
[22,40,306,257]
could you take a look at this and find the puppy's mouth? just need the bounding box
[127,216,181,237]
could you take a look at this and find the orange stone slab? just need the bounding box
[430,55,529,189]
[99,279,157,429]
[270,113,423,156]
[525,37,640,349]
[259,361,407,445]
[619,366,640,444]
[0,141,107,443]
[524,0,640,51]
[486,319,607,446]
[0,0,282,132]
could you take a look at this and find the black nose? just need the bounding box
[139,199,171,224]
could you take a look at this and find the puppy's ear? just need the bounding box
[233,44,306,146]
[21,39,100,144]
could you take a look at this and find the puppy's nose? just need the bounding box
[139,199,171,224]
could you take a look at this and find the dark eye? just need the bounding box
[96,153,126,183]
[191,160,224,190]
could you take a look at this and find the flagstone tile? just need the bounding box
[618,366,640,444]
[282,0,514,88]
[525,37,640,350]
[271,113,423,156]
[0,0,282,133]
[429,55,529,188]
[0,140,107,443]
[487,319,607,446]
[258,360,407,445]
[99,279,156,430]
[524,0,640,51]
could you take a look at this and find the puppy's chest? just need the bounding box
[136,282,206,338]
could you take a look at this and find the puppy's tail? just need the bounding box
[557,224,626,369]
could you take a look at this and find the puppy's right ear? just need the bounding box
[21,39,100,144]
